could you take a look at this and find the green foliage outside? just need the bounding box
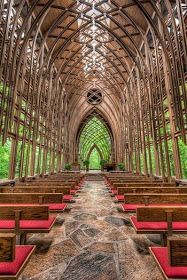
[89,148,101,169]
[0,138,11,179]
[117,163,125,171]
[64,163,72,171]
[79,116,111,162]
[178,138,187,178]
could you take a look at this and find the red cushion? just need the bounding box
[112,189,117,195]
[0,217,56,229]
[63,195,73,201]
[70,190,77,195]
[115,195,124,201]
[0,245,34,275]
[151,247,187,278]
[121,204,142,212]
[131,216,187,231]
[48,203,67,211]
[121,204,187,212]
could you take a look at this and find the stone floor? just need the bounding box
[20,176,164,280]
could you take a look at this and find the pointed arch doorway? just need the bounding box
[77,114,112,170]
[87,144,103,170]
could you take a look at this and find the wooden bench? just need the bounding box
[121,193,187,212]
[0,193,68,212]
[0,205,56,244]
[0,233,35,279]
[0,187,75,202]
[150,238,187,279]
[130,206,187,245]
[113,182,176,188]
[107,181,173,193]
[114,187,187,202]
[17,181,75,187]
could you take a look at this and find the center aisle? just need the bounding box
[21,175,163,280]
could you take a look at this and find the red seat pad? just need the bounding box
[121,203,187,212]
[121,204,142,212]
[63,195,73,201]
[0,245,34,275]
[0,217,56,229]
[151,247,187,278]
[70,190,77,195]
[115,195,124,201]
[111,189,117,195]
[48,203,67,211]
[131,216,187,230]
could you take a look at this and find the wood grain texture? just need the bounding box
[137,207,187,222]
[117,187,185,195]
[124,194,187,205]
[0,234,16,262]
[168,238,187,266]
[0,205,49,220]
[0,193,63,204]
[0,186,71,195]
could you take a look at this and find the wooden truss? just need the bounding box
[0,0,186,180]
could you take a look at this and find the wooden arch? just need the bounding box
[86,144,103,162]
[0,1,186,180]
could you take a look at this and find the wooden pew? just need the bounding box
[0,233,35,279]
[110,182,177,195]
[109,181,177,200]
[0,193,68,212]
[0,206,56,244]
[150,238,187,280]
[16,181,75,187]
[0,186,75,202]
[130,206,187,245]
[117,187,183,195]
[114,182,176,188]
[107,181,173,193]
[121,193,187,212]
[114,187,187,202]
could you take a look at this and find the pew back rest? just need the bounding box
[117,187,185,195]
[0,233,16,261]
[0,187,71,194]
[17,181,74,187]
[137,206,187,222]
[124,194,187,205]
[114,182,176,189]
[0,205,49,220]
[0,193,63,204]
[168,238,187,266]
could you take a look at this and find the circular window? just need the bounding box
[87,88,103,105]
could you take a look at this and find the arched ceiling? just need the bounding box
[1,0,186,179]
[29,0,157,102]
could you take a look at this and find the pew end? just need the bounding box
[149,238,187,280]
[0,233,35,279]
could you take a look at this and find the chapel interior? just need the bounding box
[0,1,187,279]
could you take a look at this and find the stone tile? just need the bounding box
[22,239,79,278]
[60,251,118,280]
[84,227,101,237]
[73,213,97,221]
[64,220,81,236]
[85,242,115,254]
[104,216,130,227]
[70,228,92,248]
[100,228,128,242]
